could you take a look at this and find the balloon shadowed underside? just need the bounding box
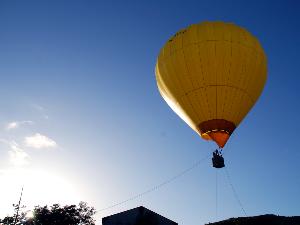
[155,21,267,148]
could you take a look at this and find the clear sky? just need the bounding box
[0,0,299,224]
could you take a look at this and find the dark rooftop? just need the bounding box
[102,206,177,225]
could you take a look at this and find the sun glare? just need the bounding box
[0,168,82,217]
[25,210,34,219]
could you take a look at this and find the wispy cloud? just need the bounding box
[32,104,44,111]
[6,121,33,130]
[24,133,57,149]
[8,141,30,166]
[0,140,30,166]
[32,104,49,120]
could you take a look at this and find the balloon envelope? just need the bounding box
[155,21,267,148]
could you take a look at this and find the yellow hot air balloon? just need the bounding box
[155,21,267,150]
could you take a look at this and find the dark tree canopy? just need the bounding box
[0,202,96,225]
[206,214,300,225]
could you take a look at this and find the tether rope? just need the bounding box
[96,153,210,213]
[224,167,247,216]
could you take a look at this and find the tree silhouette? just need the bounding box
[0,202,26,225]
[0,202,96,225]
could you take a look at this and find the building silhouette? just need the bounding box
[102,206,177,225]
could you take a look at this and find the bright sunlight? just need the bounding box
[0,168,82,218]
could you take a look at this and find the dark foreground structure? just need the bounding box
[206,214,300,225]
[102,206,177,225]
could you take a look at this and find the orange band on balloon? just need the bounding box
[198,119,236,135]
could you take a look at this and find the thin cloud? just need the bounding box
[6,122,18,130]
[32,104,45,111]
[0,140,31,167]
[32,104,49,120]
[6,121,33,130]
[8,141,30,166]
[24,133,57,149]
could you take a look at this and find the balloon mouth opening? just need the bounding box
[201,131,230,148]
[198,119,236,148]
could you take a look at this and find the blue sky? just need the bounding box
[0,0,299,224]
